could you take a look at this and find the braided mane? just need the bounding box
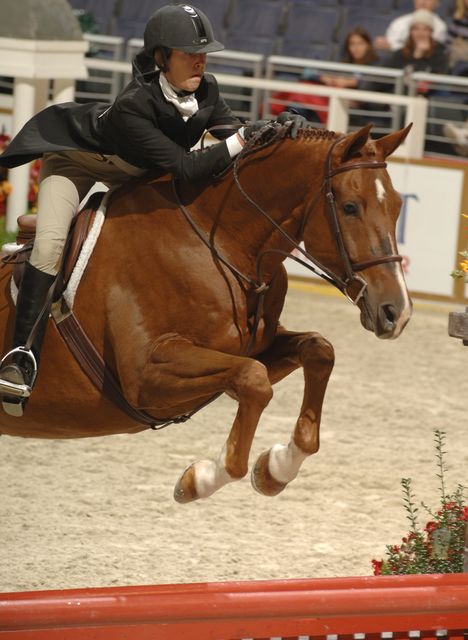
[244,122,337,153]
[297,127,337,141]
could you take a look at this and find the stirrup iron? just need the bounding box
[0,346,37,398]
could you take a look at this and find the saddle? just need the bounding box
[6,190,104,302]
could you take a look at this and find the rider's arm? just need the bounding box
[109,107,237,181]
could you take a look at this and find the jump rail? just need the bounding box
[1,574,468,640]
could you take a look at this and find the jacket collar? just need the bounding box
[151,70,211,114]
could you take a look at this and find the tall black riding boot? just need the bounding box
[0,262,56,417]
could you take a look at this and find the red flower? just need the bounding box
[372,559,383,575]
[425,521,438,533]
[443,501,456,511]
[462,507,468,521]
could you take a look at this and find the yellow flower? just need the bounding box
[459,260,468,272]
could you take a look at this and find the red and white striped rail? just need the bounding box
[1,574,468,640]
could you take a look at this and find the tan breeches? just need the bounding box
[30,151,146,275]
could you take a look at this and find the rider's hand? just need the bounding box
[275,111,310,139]
[243,119,271,140]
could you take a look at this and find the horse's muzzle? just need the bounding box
[360,299,412,340]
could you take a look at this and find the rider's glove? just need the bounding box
[275,111,310,139]
[241,111,311,142]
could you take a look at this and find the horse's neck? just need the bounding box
[212,135,330,267]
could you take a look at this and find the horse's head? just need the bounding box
[303,123,412,339]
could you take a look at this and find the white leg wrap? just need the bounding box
[193,449,234,499]
[268,440,308,484]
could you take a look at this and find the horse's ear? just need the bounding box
[337,123,373,163]
[374,123,413,159]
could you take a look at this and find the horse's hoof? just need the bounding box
[173,465,198,504]
[251,450,287,497]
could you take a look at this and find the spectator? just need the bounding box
[386,9,449,90]
[374,0,447,52]
[269,28,385,126]
[443,120,468,155]
[446,0,468,72]
[322,27,391,126]
[320,27,381,89]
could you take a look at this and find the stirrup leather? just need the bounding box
[0,347,37,398]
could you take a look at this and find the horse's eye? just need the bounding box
[342,201,359,216]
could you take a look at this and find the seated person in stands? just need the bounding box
[386,9,449,91]
[320,27,381,89]
[444,119,468,155]
[270,28,388,127]
[374,0,447,52]
[446,0,468,73]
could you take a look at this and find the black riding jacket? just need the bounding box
[0,70,241,181]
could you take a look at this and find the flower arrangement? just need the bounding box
[0,128,12,217]
[451,214,468,281]
[451,249,468,281]
[0,129,41,215]
[372,430,467,575]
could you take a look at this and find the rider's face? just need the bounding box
[165,50,206,93]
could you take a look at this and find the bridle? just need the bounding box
[172,124,403,351]
[314,134,403,303]
[232,128,403,307]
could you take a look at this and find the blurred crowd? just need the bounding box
[275,0,468,155]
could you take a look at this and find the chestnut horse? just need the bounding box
[0,122,412,502]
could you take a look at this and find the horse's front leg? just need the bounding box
[252,327,335,496]
[120,335,273,503]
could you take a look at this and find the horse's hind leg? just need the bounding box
[252,327,334,496]
[132,336,273,503]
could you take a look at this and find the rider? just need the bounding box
[0,3,308,416]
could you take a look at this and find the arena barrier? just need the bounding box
[1,574,468,640]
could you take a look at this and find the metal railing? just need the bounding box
[75,33,126,102]
[265,55,406,135]
[408,71,468,159]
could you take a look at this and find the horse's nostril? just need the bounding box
[380,304,397,332]
[383,304,396,321]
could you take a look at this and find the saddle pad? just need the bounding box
[63,189,112,309]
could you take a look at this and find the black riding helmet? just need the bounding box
[143,4,224,56]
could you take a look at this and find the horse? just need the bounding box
[0,121,412,503]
